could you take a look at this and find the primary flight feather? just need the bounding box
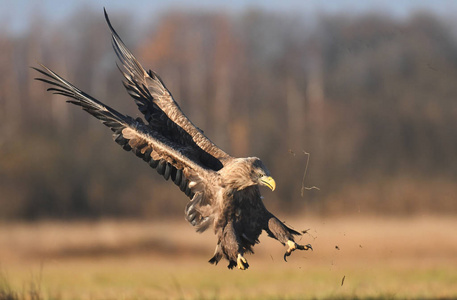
[33,9,312,270]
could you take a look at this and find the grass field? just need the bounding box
[0,216,456,299]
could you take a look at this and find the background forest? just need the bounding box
[1,6,457,220]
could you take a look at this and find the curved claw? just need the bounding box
[237,253,249,270]
[283,240,313,262]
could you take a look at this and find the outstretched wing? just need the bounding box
[33,65,218,231]
[104,9,232,171]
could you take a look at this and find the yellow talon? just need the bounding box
[287,240,297,251]
[284,240,313,262]
[237,254,249,270]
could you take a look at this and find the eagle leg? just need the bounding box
[208,244,223,265]
[236,253,249,270]
[283,240,313,262]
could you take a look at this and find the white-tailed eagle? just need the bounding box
[33,9,312,270]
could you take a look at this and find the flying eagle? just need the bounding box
[33,10,312,270]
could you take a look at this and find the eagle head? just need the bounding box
[250,158,276,191]
[222,157,276,191]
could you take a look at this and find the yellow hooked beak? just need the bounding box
[259,176,276,191]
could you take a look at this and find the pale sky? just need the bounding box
[3,0,456,35]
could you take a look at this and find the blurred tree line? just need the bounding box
[1,8,456,220]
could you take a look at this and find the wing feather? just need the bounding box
[34,11,229,231]
[33,64,213,202]
[104,9,232,171]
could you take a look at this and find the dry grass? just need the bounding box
[0,216,456,299]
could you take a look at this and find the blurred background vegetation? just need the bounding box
[1,2,457,220]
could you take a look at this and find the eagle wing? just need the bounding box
[34,65,220,231]
[104,9,232,172]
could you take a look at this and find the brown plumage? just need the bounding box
[33,9,312,270]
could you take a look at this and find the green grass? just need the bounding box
[1,217,456,299]
[3,255,456,300]
[0,272,42,300]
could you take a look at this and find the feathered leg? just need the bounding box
[218,221,249,270]
[208,243,223,265]
[264,216,312,261]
